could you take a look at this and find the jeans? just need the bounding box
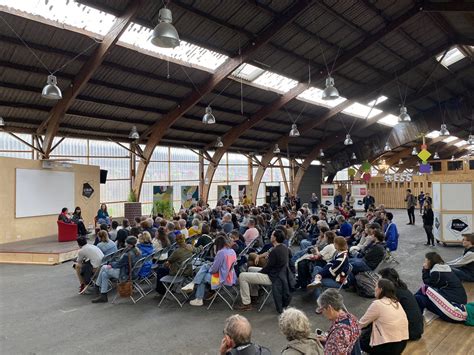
[311,266,341,299]
[424,225,434,245]
[349,257,372,275]
[300,239,313,251]
[407,207,415,224]
[98,217,111,226]
[451,267,474,282]
[96,265,120,293]
[311,207,318,215]
[193,263,212,300]
[291,249,309,264]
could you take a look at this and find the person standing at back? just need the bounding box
[363,191,375,213]
[422,201,434,246]
[404,189,416,225]
[310,193,319,215]
[418,191,425,215]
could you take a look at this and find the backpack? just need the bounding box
[355,271,381,298]
[465,302,474,326]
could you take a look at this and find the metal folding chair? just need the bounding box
[257,284,273,312]
[207,260,239,310]
[192,241,214,269]
[158,255,194,308]
[112,256,149,304]
[384,248,399,264]
[338,264,353,290]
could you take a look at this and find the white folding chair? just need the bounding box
[158,256,194,308]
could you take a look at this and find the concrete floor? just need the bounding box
[0,210,464,355]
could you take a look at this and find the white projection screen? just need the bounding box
[16,169,75,218]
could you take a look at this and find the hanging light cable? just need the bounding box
[316,36,341,100]
[150,7,180,48]
[396,74,411,123]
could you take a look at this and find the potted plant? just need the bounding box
[124,190,142,221]
[152,199,174,219]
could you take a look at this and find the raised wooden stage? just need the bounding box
[0,236,79,265]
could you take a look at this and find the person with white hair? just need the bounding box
[222,213,234,234]
[178,218,189,238]
[219,315,271,355]
[279,307,323,354]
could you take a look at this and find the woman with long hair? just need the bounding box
[379,268,423,340]
[414,252,467,323]
[359,279,409,354]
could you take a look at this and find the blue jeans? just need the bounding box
[349,258,371,275]
[300,239,313,251]
[193,264,213,300]
[451,267,474,282]
[291,249,309,264]
[311,266,341,299]
[98,217,111,226]
[96,265,120,293]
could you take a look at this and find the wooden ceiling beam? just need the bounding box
[37,0,143,158]
[421,1,474,12]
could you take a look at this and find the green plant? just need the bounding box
[127,190,137,202]
[152,199,174,219]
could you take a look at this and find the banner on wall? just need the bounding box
[441,214,472,242]
[217,185,232,199]
[238,185,250,202]
[321,184,335,207]
[153,186,173,204]
[351,184,367,211]
[383,173,412,182]
[181,186,199,209]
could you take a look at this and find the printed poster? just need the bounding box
[238,185,250,202]
[217,185,232,199]
[181,186,199,209]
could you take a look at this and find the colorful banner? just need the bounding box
[181,186,199,209]
[153,186,173,216]
[217,185,232,199]
[238,185,250,202]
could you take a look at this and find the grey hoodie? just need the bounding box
[281,335,324,355]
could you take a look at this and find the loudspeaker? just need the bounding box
[100,170,108,184]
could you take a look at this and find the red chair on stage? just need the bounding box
[57,221,77,242]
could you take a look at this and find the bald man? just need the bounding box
[219,315,271,355]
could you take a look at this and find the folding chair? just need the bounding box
[384,248,399,264]
[79,248,125,295]
[338,264,353,290]
[112,256,149,304]
[137,251,158,294]
[158,256,194,308]
[257,284,273,312]
[207,260,239,310]
[192,241,214,269]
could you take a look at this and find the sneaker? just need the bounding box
[190,298,203,306]
[181,282,195,293]
[306,279,322,290]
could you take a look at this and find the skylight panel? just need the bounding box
[377,114,399,127]
[297,87,347,108]
[232,63,265,82]
[342,102,382,119]
[252,71,298,94]
[442,136,457,143]
[367,95,388,106]
[436,47,466,67]
[426,130,441,139]
[0,0,116,36]
[454,140,468,148]
[119,23,229,72]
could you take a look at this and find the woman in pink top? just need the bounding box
[359,279,409,354]
[243,218,259,246]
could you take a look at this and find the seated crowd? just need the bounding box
[71,196,474,354]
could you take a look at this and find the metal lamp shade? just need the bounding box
[150,8,180,48]
[468,134,474,145]
[411,147,418,155]
[398,106,411,122]
[202,106,216,124]
[273,144,280,154]
[0,116,4,126]
[42,75,62,100]
[129,126,139,140]
[384,142,391,152]
[433,152,440,159]
[344,134,353,145]
[351,152,357,160]
[216,137,224,148]
[322,76,339,100]
[398,159,403,165]
[439,124,450,136]
[319,149,325,157]
[289,123,300,137]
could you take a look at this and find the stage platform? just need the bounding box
[0,236,79,265]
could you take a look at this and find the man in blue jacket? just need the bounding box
[384,212,399,252]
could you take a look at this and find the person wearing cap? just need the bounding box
[185,234,237,306]
[92,236,142,303]
[154,233,194,297]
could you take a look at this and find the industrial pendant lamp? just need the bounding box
[398,158,403,165]
[319,148,325,158]
[322,76,339,100]
[129,126,139,140]
[202,106,216,124]
[439,123,450,136]
[411,147,418,155]
[150,7,180,48]
[215,137,224,148]
[289,123,300,137]
[351,152,357,160]
[384,142,391,152]
[42,74,62,100]
[398,106,411,122]
[433,151,440,159]
[0,116,4,126]
[468,134,474,145]
[344,134,353,146]
[273,144,280,154]
[451,155,455,161]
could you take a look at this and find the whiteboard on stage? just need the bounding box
[441,183,472,211]
[16,169,75,218]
